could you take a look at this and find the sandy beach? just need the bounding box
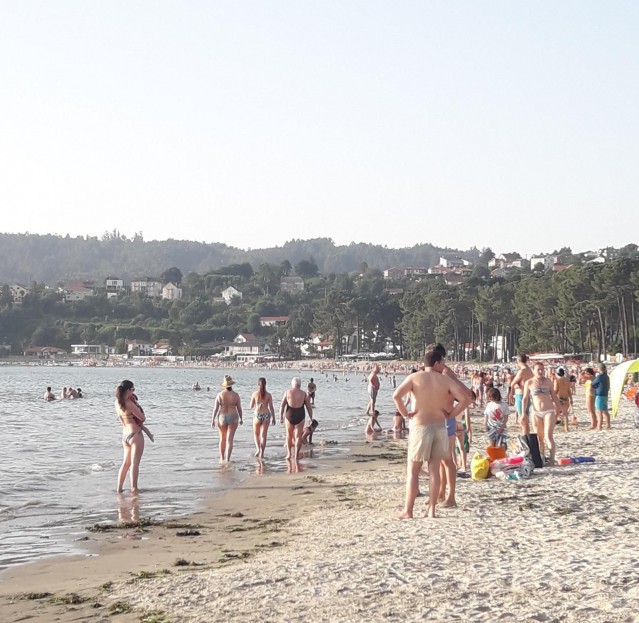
[2,391,639,623]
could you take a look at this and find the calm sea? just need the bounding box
[0,364,400,570]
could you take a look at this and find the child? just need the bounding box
[484,387,508,449]
[365,409,382,434]
[455,389,475,472]
[131,392,154,442]
[302,419,319,444]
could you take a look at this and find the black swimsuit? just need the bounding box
[285,404,306,426]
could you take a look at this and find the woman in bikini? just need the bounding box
[280,377,313,461]
[522,363,561,465]
[212,375,243,463]
[115,380,146,493]
[249,377,275,459]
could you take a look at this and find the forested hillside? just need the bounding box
[0,232,477,284]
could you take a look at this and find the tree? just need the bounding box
[161,267,183,285]
[295,259,319,279]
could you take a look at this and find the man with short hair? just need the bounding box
[508,354,533,434]
[366,364,381,416]
[393,350,472,519]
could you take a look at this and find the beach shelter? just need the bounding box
[610,359,639,418]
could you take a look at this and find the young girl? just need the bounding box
[484,387,509,449]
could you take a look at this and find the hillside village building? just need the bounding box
[130,278,162,297]
[9,283,29,304]
[162,283,182,300]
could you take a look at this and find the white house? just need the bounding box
[224,333,270,358]
[260,316,289,327]
[221,286,242,305]
[439,257,464,269]
[162,283,182,301]
[131,278,163,298]
[71,344,114,356]
[105,277,124,298]
[9,283,30,304]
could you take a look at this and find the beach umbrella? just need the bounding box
[610,359,639,418]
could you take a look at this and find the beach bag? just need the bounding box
[486,445,507,462]
[471,453,490,480]
[518,434,544,469]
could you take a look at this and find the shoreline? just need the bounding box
[2,394,639,622]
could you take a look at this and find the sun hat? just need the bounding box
[221,375,235,387]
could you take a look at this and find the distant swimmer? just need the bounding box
[307,378,317,405]
[44,387,55,401]
[60,387,68,400]
[67,387,78,399]
[193,381,201,390]
[76,387,83,398]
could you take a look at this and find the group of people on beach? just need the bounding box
[114,375,319,493]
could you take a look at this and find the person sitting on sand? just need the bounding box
[393,349,472,519]
[43,386,55,401]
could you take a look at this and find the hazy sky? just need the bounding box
[1,1,637,257]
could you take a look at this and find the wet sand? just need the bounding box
[2,391,638,623]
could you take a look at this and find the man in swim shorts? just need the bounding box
[307,378,317,405]
[366,364,381,416]
[508,354,533,434]
[393,349,472,519]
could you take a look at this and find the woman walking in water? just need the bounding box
[280,377,313,461]
[249,377,276,459]
[212,375,243,463]
[116,380,146,493]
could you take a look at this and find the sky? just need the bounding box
[1,1,638,257]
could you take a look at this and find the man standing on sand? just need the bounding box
[508,354,533,434]
[366,364,381,416]
[393,350,472,519]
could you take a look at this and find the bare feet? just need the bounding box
[426,504,436,518]
[441,498,457,508]
[397,511,413,520]
[254,450,260,457]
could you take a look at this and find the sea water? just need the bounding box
[0,364,398,569]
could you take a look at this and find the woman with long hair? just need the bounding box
[115,380,146,493]
[249,377,276,459]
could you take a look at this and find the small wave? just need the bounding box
[91,464,105,471]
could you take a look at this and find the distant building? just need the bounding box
[23,346,67,358]
[71,344,114,356]
[444,273,465,286]
[105,277,125,298]
[280,276,305,292]
[151,340,172,356]
[162,283,182,301]
[224,333,270,358]
[260,316,289,327]
[9,283,30,305]
[130,278,163,298]
[126,339,153,356]
[439,257,465,269]
[383,266,428,280]
[63,282,96,303]
[221,286,242,305]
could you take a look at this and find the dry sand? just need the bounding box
[2,391,639,623]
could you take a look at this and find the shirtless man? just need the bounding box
[43,386,55,401]
[554,368,572,432]
[508,354,534,434]
[307,378,317,406]
[365,364,381,417]
[393,350,472,519]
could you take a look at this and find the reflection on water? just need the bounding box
[0,364,401,569]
